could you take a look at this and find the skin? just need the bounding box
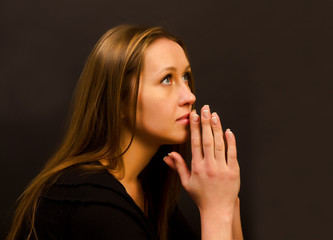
[164,106,243,240]
[109,38,243,239]
[114,38,195,196]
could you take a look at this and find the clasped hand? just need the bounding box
[163,105,240,214]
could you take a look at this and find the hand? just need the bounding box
[163,105,240,214]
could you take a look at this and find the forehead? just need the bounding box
[141,38,189,74]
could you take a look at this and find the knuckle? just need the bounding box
[229,153,237,160]
[228,170,240,180]
[206,168,218,178]
[192,167,201,175]
[234,163,240,172]
[201,118,210,125]
[212,124,221,131]
[235,164,240,172]
[206,171,216,178]
[202,138,213,147]
[192,139,201,148]
[215,142,224,152]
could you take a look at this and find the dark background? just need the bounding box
[1,0,333,239]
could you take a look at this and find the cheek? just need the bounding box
[137,93,171,130]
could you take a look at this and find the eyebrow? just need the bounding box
[160,65,191,73]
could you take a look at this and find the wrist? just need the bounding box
[200,209,234,240]
[200,207,234,223]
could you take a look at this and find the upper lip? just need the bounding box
[176,112,190,120]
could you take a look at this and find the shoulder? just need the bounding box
[34,167,156,240]
[42,167,128,204]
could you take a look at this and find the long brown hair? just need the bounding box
[7,25,195,240]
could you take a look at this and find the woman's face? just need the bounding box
[134,38,196,145]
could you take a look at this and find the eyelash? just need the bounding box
[161,72,191,85]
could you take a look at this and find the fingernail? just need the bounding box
[211,112,218,125]
[192,114,200,123]
[226,128,233,138]
[203,109,210,119]
[163,156,167,161]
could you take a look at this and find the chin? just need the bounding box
[144,128,190,145]
[164,133,190,145]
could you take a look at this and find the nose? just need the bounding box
[178,83,196,107]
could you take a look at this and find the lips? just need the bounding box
[176,112,190,121]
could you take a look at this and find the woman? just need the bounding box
[7,25,243,240]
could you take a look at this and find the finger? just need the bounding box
[201,105,214,160]
[190,109,203,160]
[225,129,239,169]
[211,112,226,163]
[163,155,177,170]
[167,152,191,187]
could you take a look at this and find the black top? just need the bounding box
[19,167,199,240]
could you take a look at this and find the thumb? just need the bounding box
[163,155,177,170]
[167,152,191,187]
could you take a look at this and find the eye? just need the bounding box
[182,72,191,83]
[161,74,172,85]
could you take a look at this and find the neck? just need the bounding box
[110,125,161,184]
